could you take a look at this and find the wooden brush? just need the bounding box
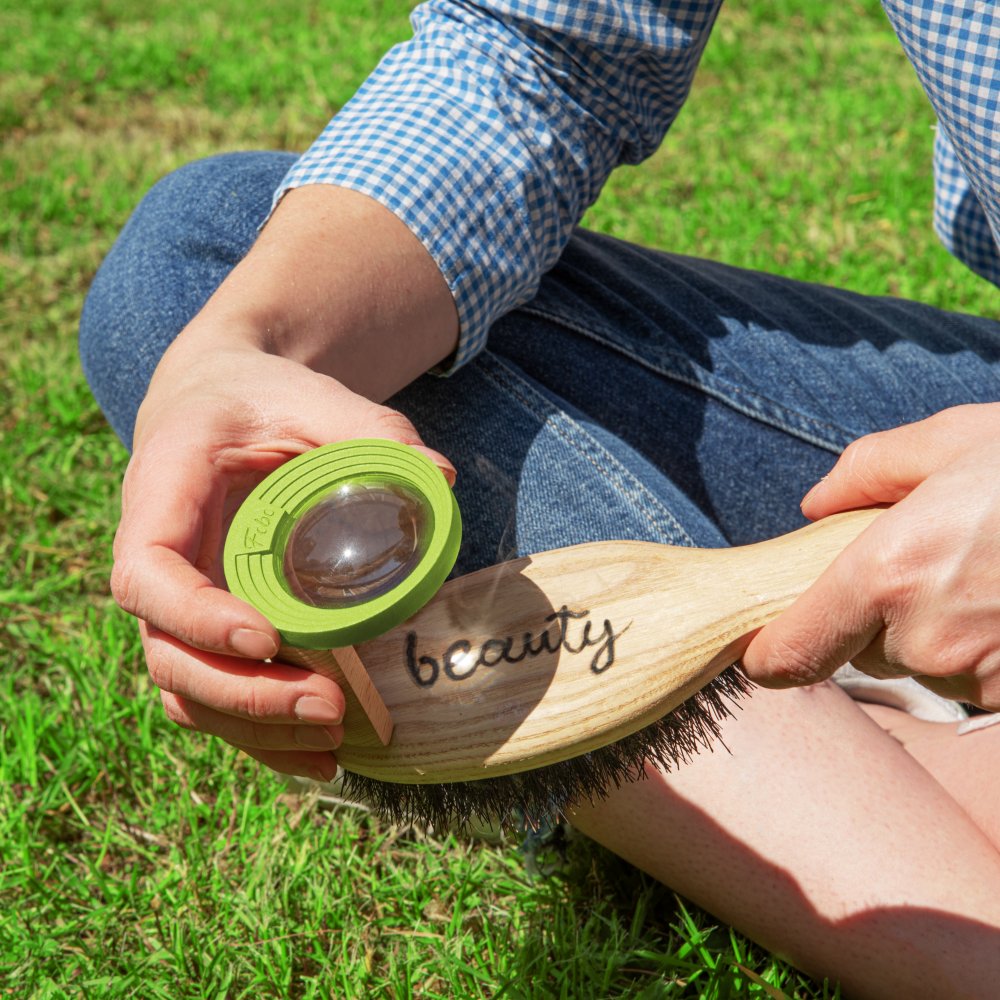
[277,506,883,828]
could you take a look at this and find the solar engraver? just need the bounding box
[224,439,882,827]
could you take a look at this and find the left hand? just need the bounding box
[741,403,1000,710]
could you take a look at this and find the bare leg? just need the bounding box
[568,682,1000,999]
[858,702,1000,848]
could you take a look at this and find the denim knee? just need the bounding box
[79,151,297,447]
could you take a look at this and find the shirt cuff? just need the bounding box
[268,0,721,372]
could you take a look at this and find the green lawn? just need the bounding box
[1,1,994,997]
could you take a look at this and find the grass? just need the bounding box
[1,0,994,996]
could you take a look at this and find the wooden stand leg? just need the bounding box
[279,644,394,747]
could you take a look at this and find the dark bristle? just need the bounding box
[341,664,753,833]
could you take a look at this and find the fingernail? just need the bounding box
[294,695,343,725]
[309,756,339,783]
[416,447,457,487]
[231,628,278,660]
[801,476,828,508]
[296,725,342,750]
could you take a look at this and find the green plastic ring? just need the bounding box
[223,439,461,648]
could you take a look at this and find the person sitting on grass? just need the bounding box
[80,2,1000,997]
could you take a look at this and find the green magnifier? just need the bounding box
[223,439,462,649]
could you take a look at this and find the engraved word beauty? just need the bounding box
[405,606,629,688]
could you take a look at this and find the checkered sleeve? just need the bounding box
[932,127,1000,285]
[271,0,723,371]
[881,0,1000,288]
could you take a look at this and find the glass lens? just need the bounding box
[283,480,431,608]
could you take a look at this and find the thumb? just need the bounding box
[740,534,884,689]
[284,368,457,486]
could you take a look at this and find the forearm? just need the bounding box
[106,179,460,784]
[162,186,459,404]
[151,0,725,405]
[272,0,722,368]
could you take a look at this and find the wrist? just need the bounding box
[191,185,459,401]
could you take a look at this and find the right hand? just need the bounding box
[113,327,456,781]
[742,404,1000,710]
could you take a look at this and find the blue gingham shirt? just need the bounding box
[274,0,1000,371]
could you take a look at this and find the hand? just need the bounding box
[104,184,458,779]
[108,183,459,779]
[113,332,456,780]
[741,404,1000,710]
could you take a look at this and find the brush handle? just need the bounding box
[296,507,883,784]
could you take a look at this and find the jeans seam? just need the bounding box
[477,351,698,547]
[517,303,852,454]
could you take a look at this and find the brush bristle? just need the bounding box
[339,664,752,832]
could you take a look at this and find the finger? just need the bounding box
[915,673,986,708]
[161,691,344,752]
[143,625,347,725]
[845,629,916,681]
[236,745,341,783]
[360,405,457,486]
[801,406,987,520]
[802,428,934,520]
[852,636,998,709]
[413,445,456,487]
[216,369,458,486]
[741,540,886,689]
[116,545,280,658]
[114,441,281,658]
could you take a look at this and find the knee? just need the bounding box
[78,159,208,448]
[79,151,298,447]
[118,150,297,257]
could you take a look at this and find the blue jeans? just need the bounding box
[80,151,1000,573]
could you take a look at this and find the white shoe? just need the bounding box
[831,661,1000,734]
[831,662,969,723]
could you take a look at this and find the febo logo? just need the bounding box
[243,506,279,550]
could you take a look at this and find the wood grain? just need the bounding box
[287,508,884,784]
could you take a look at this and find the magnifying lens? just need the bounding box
[223,439,462,650]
